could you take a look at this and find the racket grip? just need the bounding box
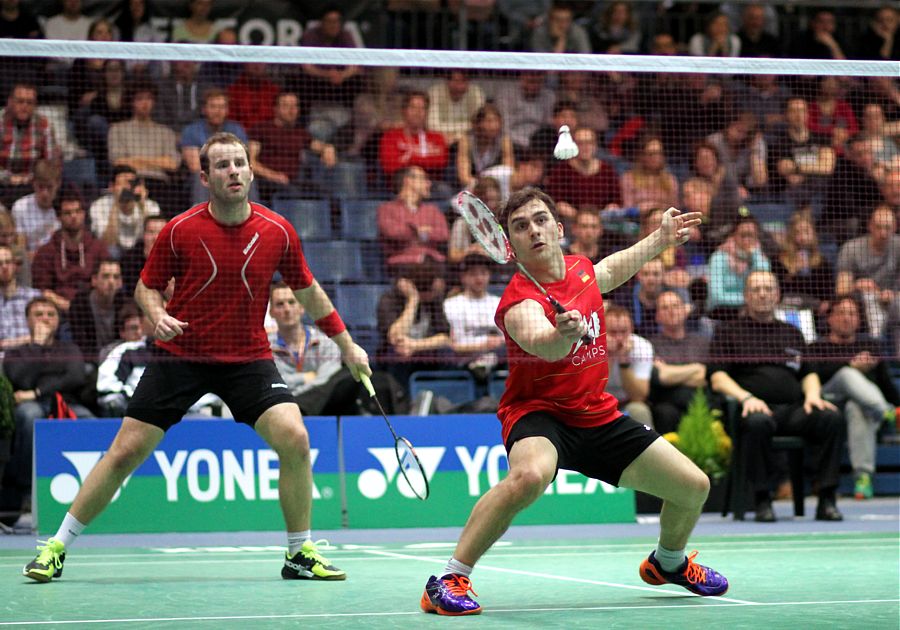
[549,297,594,345]
[360,372,375,397]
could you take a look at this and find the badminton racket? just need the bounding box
[360,373,429,500]
[456,190,593,344]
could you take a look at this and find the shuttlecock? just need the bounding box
[553,125,579,160]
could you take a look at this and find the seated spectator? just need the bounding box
[336,66,403,162]
[10,160,60,256]
[620,136,679,213]
[0,207,29,286]
[448,176,502,266]
[171,0,219,43]
[0,83,59,208]
[856,6,899,61]
[736,2,780,58]
[686,140,742,225]
[180,88,248,206]
[547,127,622,222]
[72,55,131,173]
[706,111,768,201]
[226,63,281,131]
[120,215,166,292]
[427,70,485,145]
[649,290,709,434]
[89,166,161,258]
[881,167,900,214]
[32,188,109,313]
[835,205,900,342]
[808,296,900,500]
[529,100,578,166]
[821,138,886,244]
[266,282,401,416]
[2,297,93,514]
[114,0,161,44]
[293,5,364,107]
[494,71,555,158]
[789,9,846,60]
[68,259,132,364]
[480,149,545,202]
[604,304,654,429]
[108,83,181,214]
[707,212,770,319]
[563,208,625,264]
[194,28,240,89]
[378,91,449,191]
[248,91,337,204]
[771,211,834,312]
[680,177,719,258]
[635,207,690,289]
[377,266,452,388]
[858,103,900,171]
[808,77,858,156]
[443,254,504,378]
[0,0,42,97]
[377,167,448,273]
[495,0,549,51]
[155,58,204,130]
[66,18,115,117]
[708,270,844,522]
[556,72,609,138]
[689,12,741,57]
[0,244,40,357]
[99,301,143,361]
[528,2,590,54]
[733,74,788,136]
[455,103,514,189]
[588,1,641,54]
[43,0,91,41]
[616,258,673,338]
[768,97,836,207]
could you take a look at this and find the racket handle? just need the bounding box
[548,297,594,345]
[360,372,375,398]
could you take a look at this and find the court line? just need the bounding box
[0,599,896,626]
[364,549,757,605]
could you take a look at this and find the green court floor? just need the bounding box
[1,531,897,629]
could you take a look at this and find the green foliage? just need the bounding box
[671,389,731,481]
[0,375,14,439]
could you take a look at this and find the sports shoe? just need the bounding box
[420,574,482,615]
[640,551,728,596]
[854,472,874,500]
[23,538,66,583]
[281,539,345,581]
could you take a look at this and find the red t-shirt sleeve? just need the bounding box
[278,223,314,290]
[140,220,177,291]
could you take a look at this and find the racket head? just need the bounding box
[394,436,429,500]
[456,191,514,264]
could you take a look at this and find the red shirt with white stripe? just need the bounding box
[494,255,620,443]
[141,202,313,363]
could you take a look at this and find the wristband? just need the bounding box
[315,310,346,337]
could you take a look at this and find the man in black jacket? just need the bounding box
[68,259,132,365]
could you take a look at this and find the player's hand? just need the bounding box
[555,309,587,341]
[659,207,702,247]
[154,314,188,341]
[342,342,372,381]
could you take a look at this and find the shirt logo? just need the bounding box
[243,232,260,255]
[271,383,288,389]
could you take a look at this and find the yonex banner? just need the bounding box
[34,418,343,535]
[341,414,635,528]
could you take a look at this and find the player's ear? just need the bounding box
[199,169,209,188]
[557,220,564,241]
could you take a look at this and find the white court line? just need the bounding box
[0,599,896,626]
[365,549,757,605]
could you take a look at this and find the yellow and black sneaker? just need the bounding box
[281,539,346,581]
[23,538,66,583]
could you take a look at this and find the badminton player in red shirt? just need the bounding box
[25,132,370,583]
[421,188,728,616]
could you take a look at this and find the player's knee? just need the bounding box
[276,424,310,461]
[105,441,152,474]
[507,466,552,502]
[686,469,711,508]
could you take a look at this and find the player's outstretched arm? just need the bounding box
[594,207,700,293]
[505,299,586,362]
[294,280,372,381]
[134,279,188,342]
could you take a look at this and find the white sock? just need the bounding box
[655,543,686,573]
[287,530,311,556]
[54,512,86,549]
[442,557,473,578]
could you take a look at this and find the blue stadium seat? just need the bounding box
[350,328,380,358]
[302,241,364,283]
[488,370,508,399]
[340,198,384,240]
[272,198,332,240]
[409,370,477,406]
[332,160,369,199]
[334,283,390,330]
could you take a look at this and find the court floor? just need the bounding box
[1,500,898,629]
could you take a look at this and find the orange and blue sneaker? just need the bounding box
[420,574,482,615]
[640,551,728,596]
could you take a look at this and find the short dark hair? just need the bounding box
[605,303,631,322]
[112,164,137,181]
[499,187,559,232]
[26,296,58,318]
[56,185,84,212]
[144,214,167,231]
[92,257,121,276]
[402,90,429,110]
[199,132,250,174]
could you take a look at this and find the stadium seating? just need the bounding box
[334,284,389,330]
[301,241,364,283]
[409,370,477,406]
[272,197,332,241]
[340,198,383,240]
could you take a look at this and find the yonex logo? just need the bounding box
[50,452,131,504]
[357,447,445,499]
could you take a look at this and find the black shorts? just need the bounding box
[504,412,660,486]
[126,347,297,431]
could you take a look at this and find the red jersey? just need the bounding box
[140,202,313,363]
[494,255,620,442]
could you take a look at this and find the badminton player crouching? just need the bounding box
[421,188,728,616]
[24,132,371,583]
